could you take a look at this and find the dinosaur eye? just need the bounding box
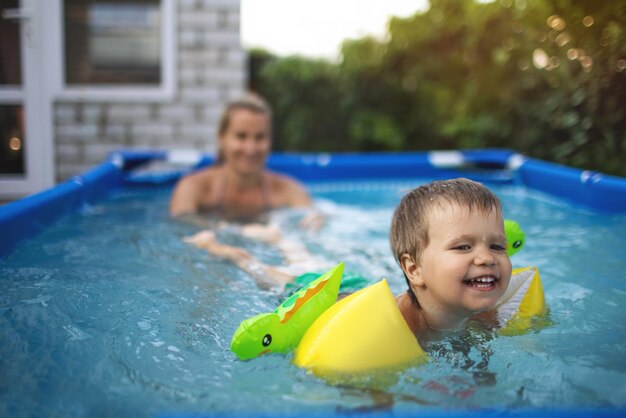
[262,334,272,347]
[513,240,523,249]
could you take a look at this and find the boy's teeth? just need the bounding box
[466,276,496,283]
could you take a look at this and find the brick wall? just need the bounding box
[54,0,246,181]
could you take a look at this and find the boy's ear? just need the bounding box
[400,253,425,287]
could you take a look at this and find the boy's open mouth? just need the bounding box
[463,275,498,289]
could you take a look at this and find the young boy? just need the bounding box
[390,178,512,338]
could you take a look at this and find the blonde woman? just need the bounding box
[173,94,324,287]
[170,93,316,224]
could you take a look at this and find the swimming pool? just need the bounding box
[1,149,626,418]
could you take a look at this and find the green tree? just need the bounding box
[249,0,626,176]
[252,54,351,152]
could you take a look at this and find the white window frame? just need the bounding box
[0,0,55,198]
[48,0,176,102]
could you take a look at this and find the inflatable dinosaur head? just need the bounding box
[504,219,525,257]
[231,312,283,360]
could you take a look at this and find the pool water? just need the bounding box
[1,180,626,417]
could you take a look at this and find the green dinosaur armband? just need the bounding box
[505,219,525,257]
[230,263,344,360]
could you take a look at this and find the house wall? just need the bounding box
[53,0,246,180]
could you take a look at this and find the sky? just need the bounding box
[241,0,429,60]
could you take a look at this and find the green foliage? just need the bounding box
[249,0,626,177]
[252,54,351,151]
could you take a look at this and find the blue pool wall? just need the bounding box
[2,148,626,259]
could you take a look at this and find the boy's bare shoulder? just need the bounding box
[470,309,500,328]
[395,292,421,337]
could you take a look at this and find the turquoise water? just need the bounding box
[1,181,626,417]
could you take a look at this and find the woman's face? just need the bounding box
[219,108,271,176]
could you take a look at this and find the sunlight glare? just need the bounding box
[241,0,428,60]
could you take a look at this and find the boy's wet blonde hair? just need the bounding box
[390,178,503,304]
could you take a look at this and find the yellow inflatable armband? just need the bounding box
[496,266,547,335]
[294,267,547,378]
[294,279,427,377]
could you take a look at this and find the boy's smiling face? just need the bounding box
[406,202,512,328]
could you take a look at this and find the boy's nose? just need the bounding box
[474,248,496,265]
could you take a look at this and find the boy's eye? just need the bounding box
[452,245,471,251]
[491,244,506,251]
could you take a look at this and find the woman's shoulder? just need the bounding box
[265,170,304,190]
[264,170,311,207]
[178,166,220,188]
[171,166,220,203]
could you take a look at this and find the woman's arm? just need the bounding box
[277,176,324,230]
[184,230,294,289]
[283,177,312,208]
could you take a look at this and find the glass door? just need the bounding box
[0,0,54,199]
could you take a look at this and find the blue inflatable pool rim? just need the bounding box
[2,148,626,259]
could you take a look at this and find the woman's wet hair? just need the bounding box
[218,92,272,136]
[216,93,272,164]
[389,178,502,305]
